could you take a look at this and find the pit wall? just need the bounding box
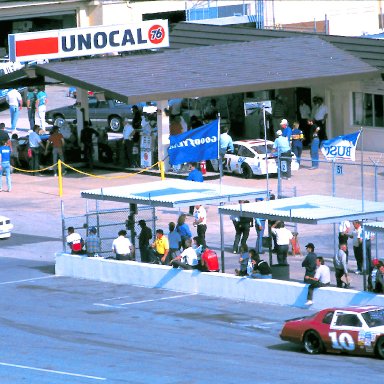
[55,253,384,310]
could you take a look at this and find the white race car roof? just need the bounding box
[233,139,273,146]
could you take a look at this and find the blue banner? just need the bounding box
[320,130,361,161]
[168,120,219,165]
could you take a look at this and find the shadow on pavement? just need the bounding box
[28,264,56,275]
[1,233,61,247]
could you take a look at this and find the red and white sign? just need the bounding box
[8,20,169,62]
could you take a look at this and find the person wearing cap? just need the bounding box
[272,129,292,179]
[302,242,317,283]
[333,243,350,288]
[280,118,292,145]
[85,226,101,257]
[138,219,152,263]
[309,123,320,169]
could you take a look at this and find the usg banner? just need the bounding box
[8,19,169,62]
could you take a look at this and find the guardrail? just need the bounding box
[55,253,384,310]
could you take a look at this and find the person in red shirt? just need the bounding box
[45,125,65,176]
[200,248,219,272]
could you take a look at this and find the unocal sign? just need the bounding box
[8,20,169,62]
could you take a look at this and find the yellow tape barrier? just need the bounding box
[13,159,163,197]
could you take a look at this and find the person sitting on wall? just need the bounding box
[249,249,272,279]
[170,238,199,270]
[112,229,134,261]
[150,229,170,265]
[66,226,84,255]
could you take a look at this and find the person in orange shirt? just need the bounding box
[45,125,65,176]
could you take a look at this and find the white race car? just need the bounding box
[0,215,13,239]
[209,139,299,178]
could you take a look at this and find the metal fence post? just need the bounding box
[61,200,66,252]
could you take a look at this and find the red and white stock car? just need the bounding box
[280,306,384,358]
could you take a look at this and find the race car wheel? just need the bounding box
[375,337,384,359]
[303,330,324,354]
[241,163,253,179]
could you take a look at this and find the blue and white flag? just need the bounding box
[168,119,219,165]
[320,130,361,161]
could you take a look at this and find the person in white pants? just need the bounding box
[35,87,48,131]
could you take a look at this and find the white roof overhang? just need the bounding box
[218,195,384,224]
[81,180,268,208]
[363,222,384,233]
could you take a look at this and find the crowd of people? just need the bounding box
[64,207,384,303]
[64,205,219,272]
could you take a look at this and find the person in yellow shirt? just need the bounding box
[150,229,169,264]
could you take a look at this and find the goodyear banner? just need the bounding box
[321,130,361,161]
[168,120,219,165]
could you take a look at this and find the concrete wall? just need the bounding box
[55,253,384,310]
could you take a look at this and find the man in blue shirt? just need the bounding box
[0,141,12,192]
[219,128,234,158]
[273,129,292,179]
[186,162,203,182]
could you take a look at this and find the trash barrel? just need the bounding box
[271,264,290,281]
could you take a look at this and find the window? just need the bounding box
[353,92,384,127]
[322,311,334,324]
[237,146,255,158]
[335,313,362,327]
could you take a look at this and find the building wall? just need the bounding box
[271,0,381,36]
[328,77,384,152]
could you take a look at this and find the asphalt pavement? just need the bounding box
[0,258,381,384]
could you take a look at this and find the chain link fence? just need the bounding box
[61,201,156,259]
[279,153,384,202]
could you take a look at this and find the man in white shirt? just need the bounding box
[305,256,331,305]
[66,226,84,255]
[351,220,363,274]
[312,96,328,141]
[170,239,198,270]
[112,229,134,260]
[193,204,207,247]
[271,221,293,265]
[6,88,22,131]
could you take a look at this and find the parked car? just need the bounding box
[280,305,384,358]
[46,96,136,132]
[208,139,299,178]
[0,215,13,239]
